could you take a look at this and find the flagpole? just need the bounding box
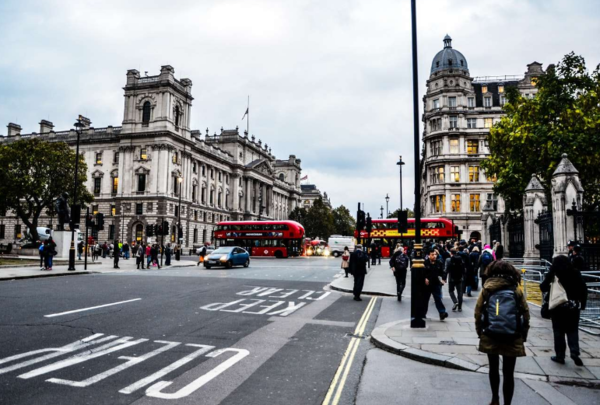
[247,95,250,135]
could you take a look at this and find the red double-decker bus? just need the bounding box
[214,220,305,258]
[354,218,458,258]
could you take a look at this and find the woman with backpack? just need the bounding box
[390,244,409,301]
[341,246,351,277]
[475,261,530,405]
[469,246,481,292]
[539,255,587,366]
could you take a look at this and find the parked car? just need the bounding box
[204,246,250,269]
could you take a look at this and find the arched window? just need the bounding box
[142,102,151,125]
[278,173,285,181]
[175,105,181,127]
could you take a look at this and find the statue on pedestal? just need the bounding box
[55,192,71,231]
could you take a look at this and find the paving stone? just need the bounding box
[514,357,545,375]
[445,356,480,371]
[452,338,481,345]
[464,354,490,366]
[388,336,416,345]
[587,366,600,379]
[396,330,439,337]
[385,328,404,337]
[411,337,449,344]
[421,344,480,355]
[436,331,477,338]
[423,323,450,331]
[446,323,472,332]
[529,346,556,356]
[534,357,596,379]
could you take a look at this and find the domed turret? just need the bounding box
[430,35,469,75]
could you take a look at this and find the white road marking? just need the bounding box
[44,298,142,318]
[119,344,215,395]
[266,301,307,317]
[47,340,181,387]
[146,348,250,400]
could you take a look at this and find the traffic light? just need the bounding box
[146,224,154,237]
[157,224,163,235]
[356,210,366,231]
[85,213,94,227]
[398,210,408,233]
[163,221,169,235]
[71,204,81,228]
[366,214,372,234]
[178,226,183,239]
[96,213,104,230]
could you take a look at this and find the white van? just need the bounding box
[327,235,355,257]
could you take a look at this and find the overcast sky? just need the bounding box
[1,0,598,218]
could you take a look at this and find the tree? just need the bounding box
[288,206,308,225]
[304,198,335,239]
[332,205,355,236]
[387,208,415,219]
[481,53,600,211]
[0,139,93,242]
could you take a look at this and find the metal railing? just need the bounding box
[580,271,600,335]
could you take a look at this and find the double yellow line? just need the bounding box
[322,297,377,405]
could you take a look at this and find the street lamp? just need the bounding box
[385,194,390,218]
[396,156,405,213]
[380,206,384,219]
[176,175,183,261]
[68,115,85,271]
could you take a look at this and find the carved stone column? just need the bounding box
[523,174,547,261]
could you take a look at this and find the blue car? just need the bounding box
[204,246,250,269]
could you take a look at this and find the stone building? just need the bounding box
[420,35,544,241]
[300,184,332,209]
[0,65,302,248]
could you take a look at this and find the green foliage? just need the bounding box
[331,205,356,236]
[481,53,600,210]
[387,208,415,219]
[288,206,308,225]
[288,198,335,239]
[0,138,93,241]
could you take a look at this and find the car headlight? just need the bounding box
[324,250,330,256]
[220,255,228,262]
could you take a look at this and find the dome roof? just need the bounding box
[430,35,469,75]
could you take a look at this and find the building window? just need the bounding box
[142,101,151,125]
[111,205,116,216]
[174,205,179,218]
[95,153,102,165]
[175,105,181,127]
[109,225,115,240]
[498,85,504,93]
[500,95,507,106]
[193,228,198,243]
[449,116,458,128]
[140,148,147,160]
[201,187,206,204]
[431,195,446,213]
[467,118,477,129]
[449,139,459,153]
[467,140,479,155]
[194,210,198,221]
[92,205,99,215]
[113,152,119,164]
[210,169,214,179]
[448,97,456,108]
[203,212,207,222]
[14,224,21,239]
[431,140,442,156]
[450,166,460,182]
[192,185,197,202]
[218,191,222,207]
[112,177,118,195]
[136,203,143,215]
[0,224,5,239]
[173,152,178,164]
[484,97,492,108]
[210,189,214,205]
[434,166,445,184]
[138,173,146,192]
[470,194,481,212]
[202,166,206,176]
[482,85,488,93]
[451,195,461,212]
[484,118,493,128]
[467,97,475,108]
[433,99,440,109]
[487,193,498,210]
[469,166,480,182]
[487,173,498,182]
[192,162,197,173]
[93,178,101,196]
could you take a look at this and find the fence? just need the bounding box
[580,271,600,335]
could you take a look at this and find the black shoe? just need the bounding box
[551,356,565,364]
[452,304,458,312]
[440,312,448,321]
[571,356,584,366]
[345,275,348,278]
[354,297,362,301]
[467,293,473,297]
[397,295,402,302]
[458,307,462,312]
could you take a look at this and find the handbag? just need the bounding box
[540,291,551,319]
[548,276,568,310]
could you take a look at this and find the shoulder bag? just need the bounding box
[548,275,568,310]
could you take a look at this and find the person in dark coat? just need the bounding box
[349,244,369,301]
[475,261,530,405]
[113,239,120,269]
[570,245,586,272]
[445,248,465,312]
[469,246,481,292]
[369,243,377,266]
[423,250,448,320]
[389,244,409,301]
[136,243,145,269]
[151,244,161,268]
[540,255,588,366]
[165,243,172,266]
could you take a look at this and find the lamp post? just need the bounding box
[396,156,405,213]
[176,175,183,261]
[380,206,384,219]
[410,0,426,328]
[385,194,390,218]
[68,116,85,271]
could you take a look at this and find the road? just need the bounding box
[0,257,378,405]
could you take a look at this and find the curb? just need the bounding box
[370,320,600,387]
[329,283,396,297]
[0,271,101,282]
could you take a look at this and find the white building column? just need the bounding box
[523,174,547,261]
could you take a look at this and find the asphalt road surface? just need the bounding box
[0,257,378,405]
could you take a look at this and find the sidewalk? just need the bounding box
[329,264,600,386]
[0,256,197,281]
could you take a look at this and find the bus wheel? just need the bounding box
[226,260,233,269]
[274,251,283,259]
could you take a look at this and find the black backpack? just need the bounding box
[483,288,523,341]
[391,252,409,271]
[448,256,464,280]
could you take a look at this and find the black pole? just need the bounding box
[410,0,425,328]
[176,178,182,261]
[160,216,164,266]
[84,207,89,270]
[68,117,83,271]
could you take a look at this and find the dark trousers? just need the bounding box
[552,316,581,359]
[39,253,44,268]
[136,256,145,269]
[353,273,365,298]
[165,254,171,266]
[371,256,377,265]
[448,278,463,308]
[424,284,447,316]
[114,255,119,268]
[394,270,407,296]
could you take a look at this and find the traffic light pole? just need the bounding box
[84,207,89,271]
[160,217,164,267]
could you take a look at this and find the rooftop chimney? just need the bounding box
[7,123,22,137]
[39,120,54,134]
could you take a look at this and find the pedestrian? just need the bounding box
[136,243,145,269]
[494,242,504,261]
[423,250,448,320]
[540,255,588,366]
[567,240,576,261]
[118,241,123,257]
[77,240,83,260]
[102,241,108,258]
[197,243,207,266]
[469,246,481,292]
[570,245,586,272]
[93,242,100,261]
[475,260,530,405]
[113,239,120,269]
[445,248,465,312]
[370,243,377,266]
[376,243,382,265]
[37,240,44,270]
[349,244,368,301]
[146,244,152,267]
[389,243,409,301]
[165,243,172,266]
[44,237,56,271]
[479,244,495,288]
[341,246,351,277]
[122,241,130,260]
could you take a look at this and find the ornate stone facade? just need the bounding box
[0,66,302,248]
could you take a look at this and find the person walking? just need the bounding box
[136,243,145,269]
[570,245,586,272]
[113,239,120,269]
[102,241,109,259]
[494,242,504,261]
[197,244,207,266]
[469,246,481,292]
[122,242,130,260]
[389,243,409,301]
[37,240,45,270]
[369,243,377,266]
[146,244,152,267]
[475,260,530,405]
[77,240,83,260]
[151,244,161,268]
[424,250,448,320]
[540,255,588,366]
[349,244,368,301]
[445,248,465,312]
[479,244,496,288]
[376,243,382,265]
[341,246,351,277]
[165,243,172,266]
[44,237,57,271]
